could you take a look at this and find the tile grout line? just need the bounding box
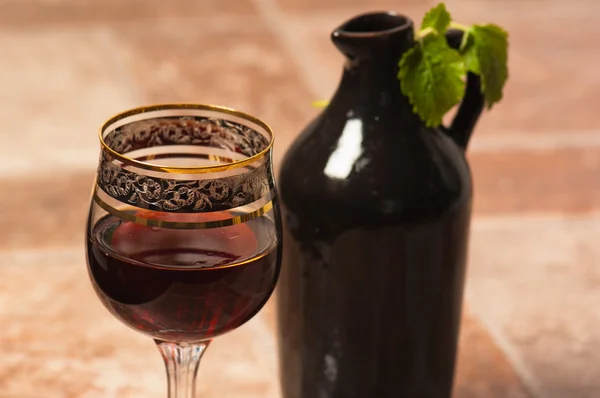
[469,130,600,153]
[250,0,339,103]
[252,0,600,154]
[6,6,600,153]
[0,15,259,33]
[464,294,544,398]
[472,211,600,230]
[247,315,280,398]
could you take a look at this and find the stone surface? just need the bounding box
[468,216,600,397]
[0,28,139,176]
[111,17,315,169]
[454,312,532,398]
[274,0,433,15]
[0,0,257,26]
[446,0,600,134]
[0,173,94,250]
[470,147,600,215]
[1,0,598,396]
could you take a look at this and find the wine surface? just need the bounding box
[87,214,279,342]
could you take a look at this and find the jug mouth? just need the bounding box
[333,11,412,37]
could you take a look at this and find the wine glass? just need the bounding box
[85,104,282,398]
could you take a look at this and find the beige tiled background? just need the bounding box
[0,0,598,397]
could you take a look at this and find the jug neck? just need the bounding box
[331,12,416,96]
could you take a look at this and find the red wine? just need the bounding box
[87,214,280,342]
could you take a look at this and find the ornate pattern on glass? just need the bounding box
[103,116,269,157]
[97,153,272,213]
[98,116,273,213]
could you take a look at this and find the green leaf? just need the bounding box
[421,2,452,34]
[398,35,466,127]
[462,23,509,108]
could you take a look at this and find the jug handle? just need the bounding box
[442,29,485,150]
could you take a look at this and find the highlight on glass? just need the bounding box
[85,104,282,398]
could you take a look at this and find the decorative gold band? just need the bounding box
[93,192,274,229]
[99,103,275,174]
[98,151,273,213]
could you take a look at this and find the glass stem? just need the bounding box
[156,340,210,398]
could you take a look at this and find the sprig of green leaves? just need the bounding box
[399,2,509,126]
[421,1,452,34]
[460,24,509,107]
[312,2,509,125]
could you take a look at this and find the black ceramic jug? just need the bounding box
[277,11,484,398]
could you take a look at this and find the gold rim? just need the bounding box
[94,192,274,230]
[99,103,275,174]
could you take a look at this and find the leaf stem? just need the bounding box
[416,27,436,40]
[449,21,470,31]
[417,21,470,41]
